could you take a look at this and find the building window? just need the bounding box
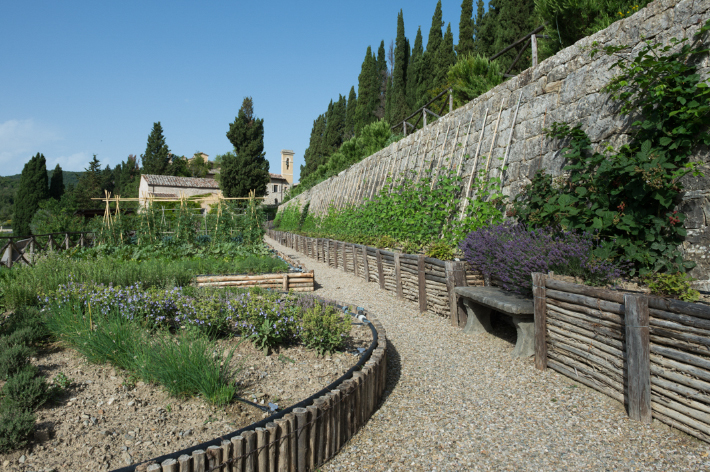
[273,184,278,192]
[286,158,289,170]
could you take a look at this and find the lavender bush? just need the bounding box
[459,222,625,296]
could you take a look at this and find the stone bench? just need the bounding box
[455,286,534,358]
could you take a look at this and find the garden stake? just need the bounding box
[456,111,477,176]
[499,90,523,190]
[392,137,414,192]
[445,119,462,172]
[431,122,452,190]
[485,100,505,175]
[459,107,489,220]
[417,127,439,183]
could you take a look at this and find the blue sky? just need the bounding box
[1,1,484,181]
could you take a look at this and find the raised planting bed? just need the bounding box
[532,273,710,443]
[194,272,314,292]
[0,290,386,471]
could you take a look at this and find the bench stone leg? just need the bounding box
[511,316,535,358]
[462,299,492,335]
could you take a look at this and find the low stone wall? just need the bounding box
[282,0,710,287]
[533,274,710,442]
[114,307,388,472]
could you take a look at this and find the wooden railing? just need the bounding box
[0,232,93,268]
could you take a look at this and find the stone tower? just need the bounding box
[281,150,294,184]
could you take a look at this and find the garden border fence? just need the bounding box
[0,232,93,268]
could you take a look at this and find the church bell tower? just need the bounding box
[280,150,294,184]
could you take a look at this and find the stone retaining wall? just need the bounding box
[282,0,710,288]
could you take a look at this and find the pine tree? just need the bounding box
[141,122,171,175]
[74,155,103,209]
[472,0,486,55]
[49,164,64,200]
[345,86,357,140]
[223,97,270,198]
[355,46,378,133]
[100,165,114,196]
[385,10,409,125]
[457,0,475,56]
[13,153,49,236]
[437,23,457,86]
[375,41,388,120]
[407,27,424,111]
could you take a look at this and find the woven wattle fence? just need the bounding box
[533,273,710,442]
[267,229,483,326]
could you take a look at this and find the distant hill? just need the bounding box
[0,170,83,225]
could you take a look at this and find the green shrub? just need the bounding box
[0,342,34,380]
[400,241,420,255]
[1,365,52,410]
[646,273,700,302]
[300,304,351,356]
[0,404,35,453]
[426,241,454,261]
[447,54,503,109]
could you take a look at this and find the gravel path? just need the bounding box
[266,236,710,471]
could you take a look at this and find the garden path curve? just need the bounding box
[266,236,710,471]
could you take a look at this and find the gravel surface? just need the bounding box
[266,235,710,472]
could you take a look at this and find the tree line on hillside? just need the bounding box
[299,0,651,185]
[9,97,270,238]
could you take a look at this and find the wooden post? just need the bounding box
[423,108,427,127]
[362,246,370,282]
[394,252,403,298]
[178,454,191,472]
[231,435,244,472]
[531,34,538,67]
[313,398,326,465]
[294,408,308,472]
[353,244,359,278]
[449,89,453,114]
[331,389,342,454]
[445,261,466,327]
[334,241,338,269]
[532,272,547,371]
[306,405,318,471]
[243,430,256,472]
[283,274,289,291]
[376,249,385,289]
[418,254,427,312]
[341,242,347,272]
[274,418,290,472]
[266,422,278,472]
[625,294,652,423]
[162,459,178,472]
[206,445,222,471]
[192,449,206,472]
[403,121,407,136]
[64,233,70,250]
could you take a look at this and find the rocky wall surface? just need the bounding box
[282,0,710,288]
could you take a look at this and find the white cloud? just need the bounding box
[0,119,62,175]
[47,152,91,173]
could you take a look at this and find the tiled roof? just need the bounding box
[142,174,220,189]
[149,192,177,198]
[270,173,287,180]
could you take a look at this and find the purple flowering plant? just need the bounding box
[459,222,626,296]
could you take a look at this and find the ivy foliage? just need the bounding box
[514,21,710,276]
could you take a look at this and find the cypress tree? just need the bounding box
[407,27,424,111]
[303,114,327,178]
[385,10,409,125]
[437,23,457,86]
[345,86,357,140]
[355,46,378,133]
[101,165,115,195]
[488,0,536,74]
[75,155,103,209]
[13,153,49,236]
[375,41,388,120]
[472,0,486,55]
[114,155,139,198]
[457,0,475,57]
[324,95,347,155]
[223,97,270,198]
[417,1,445,108]
[141,122,171,175]
[49,163,64,200]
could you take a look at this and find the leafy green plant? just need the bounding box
[645,272,700,302]
[400,240,420,255]
[52,372,72,390]
[300,304,351,356]
[447,54,503,109]
[514,23,710,276]
[426,241,454,261]
[0,342,34,381]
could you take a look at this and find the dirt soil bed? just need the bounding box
[0,321,372,471]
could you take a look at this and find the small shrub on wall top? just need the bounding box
[460,222,625,296]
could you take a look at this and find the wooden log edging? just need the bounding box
[116,304,388,472]
[267,230,480,319]
[533,273,710,441]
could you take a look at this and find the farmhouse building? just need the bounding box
[139,149,296,208]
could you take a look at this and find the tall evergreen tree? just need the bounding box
[302,114,327,178]
[141,122,171,175]
[75,155,103,209]
[13,153,49,236]
[472,0,486,55]
[49,163,64,200]
[437,23,457,86]
[407,27,425,111]
[457,0,475,56]
[385,10,410,125]
[375,41,388,120]
[223,97,270,198]
[476,0,535,73]
[114,155,140,198]
[100,165,115,196]
[345,86,357,140]
[417,1,445,107]
[355,46,378,133]
[324,95,347,155]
